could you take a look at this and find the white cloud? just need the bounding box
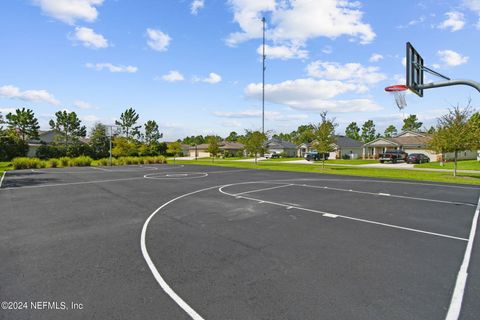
[438,50,469,66]
[146,28,171,52]
[369,53,384,62]
[73,100,95,109]
[0,85,59,105]
[72,27,108,48]
[306,60,387,85]
[162,70,185,82]
[194,72,222,84]
[213,109,308,121]
[322,45,333,54]
[33,0,104,25]
[85,63,138,73]
[397,15,426,29]
[244,78,382,112]
[191,0,204,15]
[401,57,407,67]
[227,0,375,47]
[285,98,382,113]
[256,44,308,60]
[438,11,465,31]
[463,0,480,14]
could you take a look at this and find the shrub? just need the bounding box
[70,156,93,167]
[59,157,70,167]
[36,145,66,160]
[48,159,59,168]
[97,158,109,166]
[12,157,45,169]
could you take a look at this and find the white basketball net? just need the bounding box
[390,91,407,110]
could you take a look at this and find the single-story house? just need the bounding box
[188,141,244,158]
[265,138,297,157]
[297,135,363,159]
[28,130,91,157]
[363,131,477,161]
[27,130,57,157]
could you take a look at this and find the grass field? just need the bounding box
[415,159,480,171]
[0,162,12,173]
[176,158,480,185]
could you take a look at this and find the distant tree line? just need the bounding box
[0,107,168,161]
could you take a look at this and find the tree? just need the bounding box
[312,112,337,168]
[89,123,110,159]
[225,131,239,142]
[167,141,183,164]
[345,122,361,141]
[49,110,86,146]
[112,136,138,157]
[182,135,205,145]
[240,130,266,164]
[207,136,221,162]
[115,107,141,139]
[402,114,423,132]
[6,108,40,142]
[384,125,398,138]
[291,124,315,145]
[361,120,377,143]
[468,112,480,151]
[427,126,436,134]
[429,105,476,176]
[144,120,163,144]
[0,111,29,160]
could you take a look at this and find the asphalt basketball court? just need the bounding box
[1,164,479,319]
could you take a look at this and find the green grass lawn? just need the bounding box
[0,162,12,174]
[415,159,480,171]
[176,159,480,185]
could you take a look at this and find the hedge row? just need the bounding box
[12,156,167,170]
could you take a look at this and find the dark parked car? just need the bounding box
[378,150,408,163]
[406,153,430,164]
[305,152,329,161]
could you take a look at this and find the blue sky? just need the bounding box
[1,0,479,140]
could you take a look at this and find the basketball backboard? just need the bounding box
[406,42,424,97]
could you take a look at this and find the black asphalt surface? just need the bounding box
[1,164,479,320]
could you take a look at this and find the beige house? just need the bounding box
[297,136,363,159]
[188,141,244,158]
[363,131,477,161]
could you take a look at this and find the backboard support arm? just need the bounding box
[416,79,480,93]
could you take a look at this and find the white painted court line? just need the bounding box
[0,171,6,188]
[219,185,469,242]
[294,183,476,207]
[141,186,227,320]
[233,184,293,196]
[91,166,112,172]
[445,194,480,320]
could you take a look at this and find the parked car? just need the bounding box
[305,152,329,161]
[264,152,280,159]
[378,150,408,163]
[406,153,430,164]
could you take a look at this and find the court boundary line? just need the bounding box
[0,171,6,188]
[445,194,480,320]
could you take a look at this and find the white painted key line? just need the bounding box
[445,194,480,320]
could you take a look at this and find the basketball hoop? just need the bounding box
[385,84,408,110]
